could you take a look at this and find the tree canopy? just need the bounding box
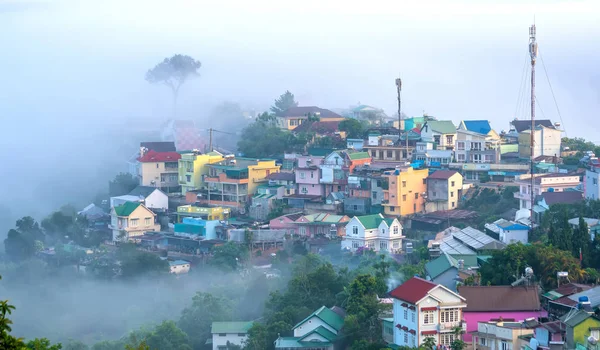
[270,91,298,115]
[339,119,367,139]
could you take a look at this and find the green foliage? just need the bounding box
[108,173,139,197]
[270,90,298,115]
[144,321,191,350]
[210,242,249,271]
[343,275,387,347]
[420,336,436,350]
[117,245,170,278]
[450,327,466,350]
[26,338,63,349]
[562,137,597,153]
[314,135,346,149]
[4,217,45,262]
[339,119,367,139]
[178,292,232,349]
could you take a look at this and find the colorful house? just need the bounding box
[561,309,600,349]
[176,205,230,221]
[138,150,182,191]
[276,106,345,130]
[425,170,463,212]
[178,151,224,195]
[471,319,536,350]
[342,213,404,252]
[458,285,546,342]
[295,213,350,237]
[424,253,460,292]
[420,120,457,150]
[383,166,429,216]
[269,212,305,235]
[109,202,160,242]
[389,277,467,348]
[174,217,222,240]
[274,306,345,350]
[294,155,325,202]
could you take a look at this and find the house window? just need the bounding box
[451,191,454,197]
[130,218,139,227]
[380,241,388,250]
[300,172,305,179]
[471,142,482,151]
[432,191,437,197]
[501,341,510,350]
[404,332,408,344]
[457,141,465,150]
[352,241,359,248]
[402,195,407,201]
[352,226,358,235]
[186,175,191,182]
[387,150,393,158]
[451,181,455,187]
[404,309,408,319]
[446,135,453,145]
[485,154,494,162]
[156,163,159,168]
[382,228,385,234]
[353,205,358,211]
[144,218,151,226]
[402,181,407,188]
[434,135,441,145]
[472,154,481,162]
[422,311,435,325]
[371,150,377,157]
[440,309,459,323]
[390,207,395,212]
[310,172,314,178]
[218,333,226,337]
[595,178,598,185]
[393,226,399,234]
[393,241,400,248]
[372,191,377,199]
[237,333,245,337]
[423,178,427,185]
[368,241,374,248]
[440,333,456,346]
[452,202,455,208]
[415,193,419,199]
[480,338,487,346]
[410,334,415,347]
[457,154,465,161]
[411,312,415,322]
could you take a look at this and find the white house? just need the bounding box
[342,213,404,253]
[484,219,529,244]
[274,306,345,350]
[211,321,253,350]
[420,120,457,150]
[169,260,191,274]
[585,167,600,200]
[389,277,467,348]
[128,186,168,211]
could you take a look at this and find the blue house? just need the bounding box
[174,217,222,240]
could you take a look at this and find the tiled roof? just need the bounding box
[138,150,182,162]
[354,214,396,229]
[428,170,459,180]
[279,106,342,119]
[114,202,141,216]
[389,277,437,304]
[349,152,371,160]
[292,120,341,133]
[423,120,456,134]
[458,286,541,312]
[511,119,555,132]
[541,191,583,205]
[301,213,347,224]
[266,172,295,181]
[211,321,253,334]
[293,306,344,332]
[463,120,492,135]
[425,253,459,279]
[539,321,565,334]
[140,142,176,152]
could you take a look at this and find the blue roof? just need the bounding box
[463,120,492,135]
[169,260,190,266]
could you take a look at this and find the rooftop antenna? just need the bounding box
[529,23,538,227]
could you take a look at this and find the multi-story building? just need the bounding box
[202,158,280,209]
[341,213,404,252]
[320,151,350,197]
[138,150,182,191]
[295,213,350,237]
[364,131,415,163]
[518,125,562,159]
[388,277,467,348]
[178,151,224,195]
[420,120,457,150]
[109,202,160,242]
[295,155,325,198]
[514,173,581,210]
[276,106,344,130]
[128,142,176,176]
[210,322,253,350]
[425,170,463,212]
[471,319,536,350]
[454,120,501,165]
[382,166,429,216]
[585,166,600,200]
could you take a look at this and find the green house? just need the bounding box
[274,306,344,350]
[561,310,600,349]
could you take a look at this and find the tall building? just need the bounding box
[383,167,429,216]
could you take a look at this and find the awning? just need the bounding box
[421,307,438,311]
[401,303,408,307]
[422,330,438,335]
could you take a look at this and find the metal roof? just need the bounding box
[567,286,600,308]
[452,226,505,250]
[440,237,477,255]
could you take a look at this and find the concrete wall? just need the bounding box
[463,311,548,342]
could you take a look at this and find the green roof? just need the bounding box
[274,337,333,348]
[354,214,395,230]
[294,306,344,332]
[424,120,456,134]
[542,291,563,301]
[301,213,346,224]
[349,152,370,160]
[425,253,459,279]
[560,310,597,327]
[114,202,141,216]
[211,321,253,334]
[299,326,337,342]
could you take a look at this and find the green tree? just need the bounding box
[420,336,436,350]
[26,338,63,349]
[108,173,139,197]
[210,242,249,271]
[237,113,290,158]
[145,54,201,118]
[573,216,590,267]
[270,91,298,114]
[243,323,269,350]
[343,274,387,347]
[450,327,466,350]
[120,250,170,278]
[4,216,45,262]
[178,292,233,349]
[339,119,367,139]
[145,321,191,350]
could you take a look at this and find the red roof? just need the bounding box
[389,277,437,304]
[428,170,459,180]
[411,127,421,134]
[138,150,181,162]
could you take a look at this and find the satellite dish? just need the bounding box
[525,267,534,276]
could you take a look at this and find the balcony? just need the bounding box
[439,321,466,332]
[514,192,532,200]
[205,174,249,184]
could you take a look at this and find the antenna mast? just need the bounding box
[396,77,409,161]
[529,24,538,226]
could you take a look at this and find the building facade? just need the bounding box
[425,170,463,212]
[211,322,253,350]
[178,151,224,195]
[514,173,581,210]
[585,167,600,200]
[518,125,562,159]
[383,167,429,216]
[420,120,457,150]
[138,150,182,191]
[109,202,161,242]
[341,213,404,252]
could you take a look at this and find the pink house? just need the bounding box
[296,155,325,197]
[268,212,305,235]
[458,285,547,342]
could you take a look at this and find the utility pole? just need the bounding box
[396,77,409,160]
[529,24,538,226]
[209,128,213,152]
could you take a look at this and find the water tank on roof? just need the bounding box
[548,188,555,192]
[579,296,590,303]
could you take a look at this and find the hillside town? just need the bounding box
[4,22,600,350]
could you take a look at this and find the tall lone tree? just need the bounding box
[145,54,201,118]
[270,90,298,114]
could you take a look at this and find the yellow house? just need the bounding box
[109,202,160,242]
[248,160,281,194]
[426,170,464,212]
[178,151,224,195]
[176,205,230,221]
[138,150,181,191]
[383,167,429,216]
[276,106,345,130]
[562,309,600,349]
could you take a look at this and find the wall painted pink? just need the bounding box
[463,310,548,341]
[269,216,298,235]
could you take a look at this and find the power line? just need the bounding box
[514,53,530,119]
[539,50,567,137]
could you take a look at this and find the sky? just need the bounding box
[1,0,599,225]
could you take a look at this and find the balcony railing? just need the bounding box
[514,192,531,200]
